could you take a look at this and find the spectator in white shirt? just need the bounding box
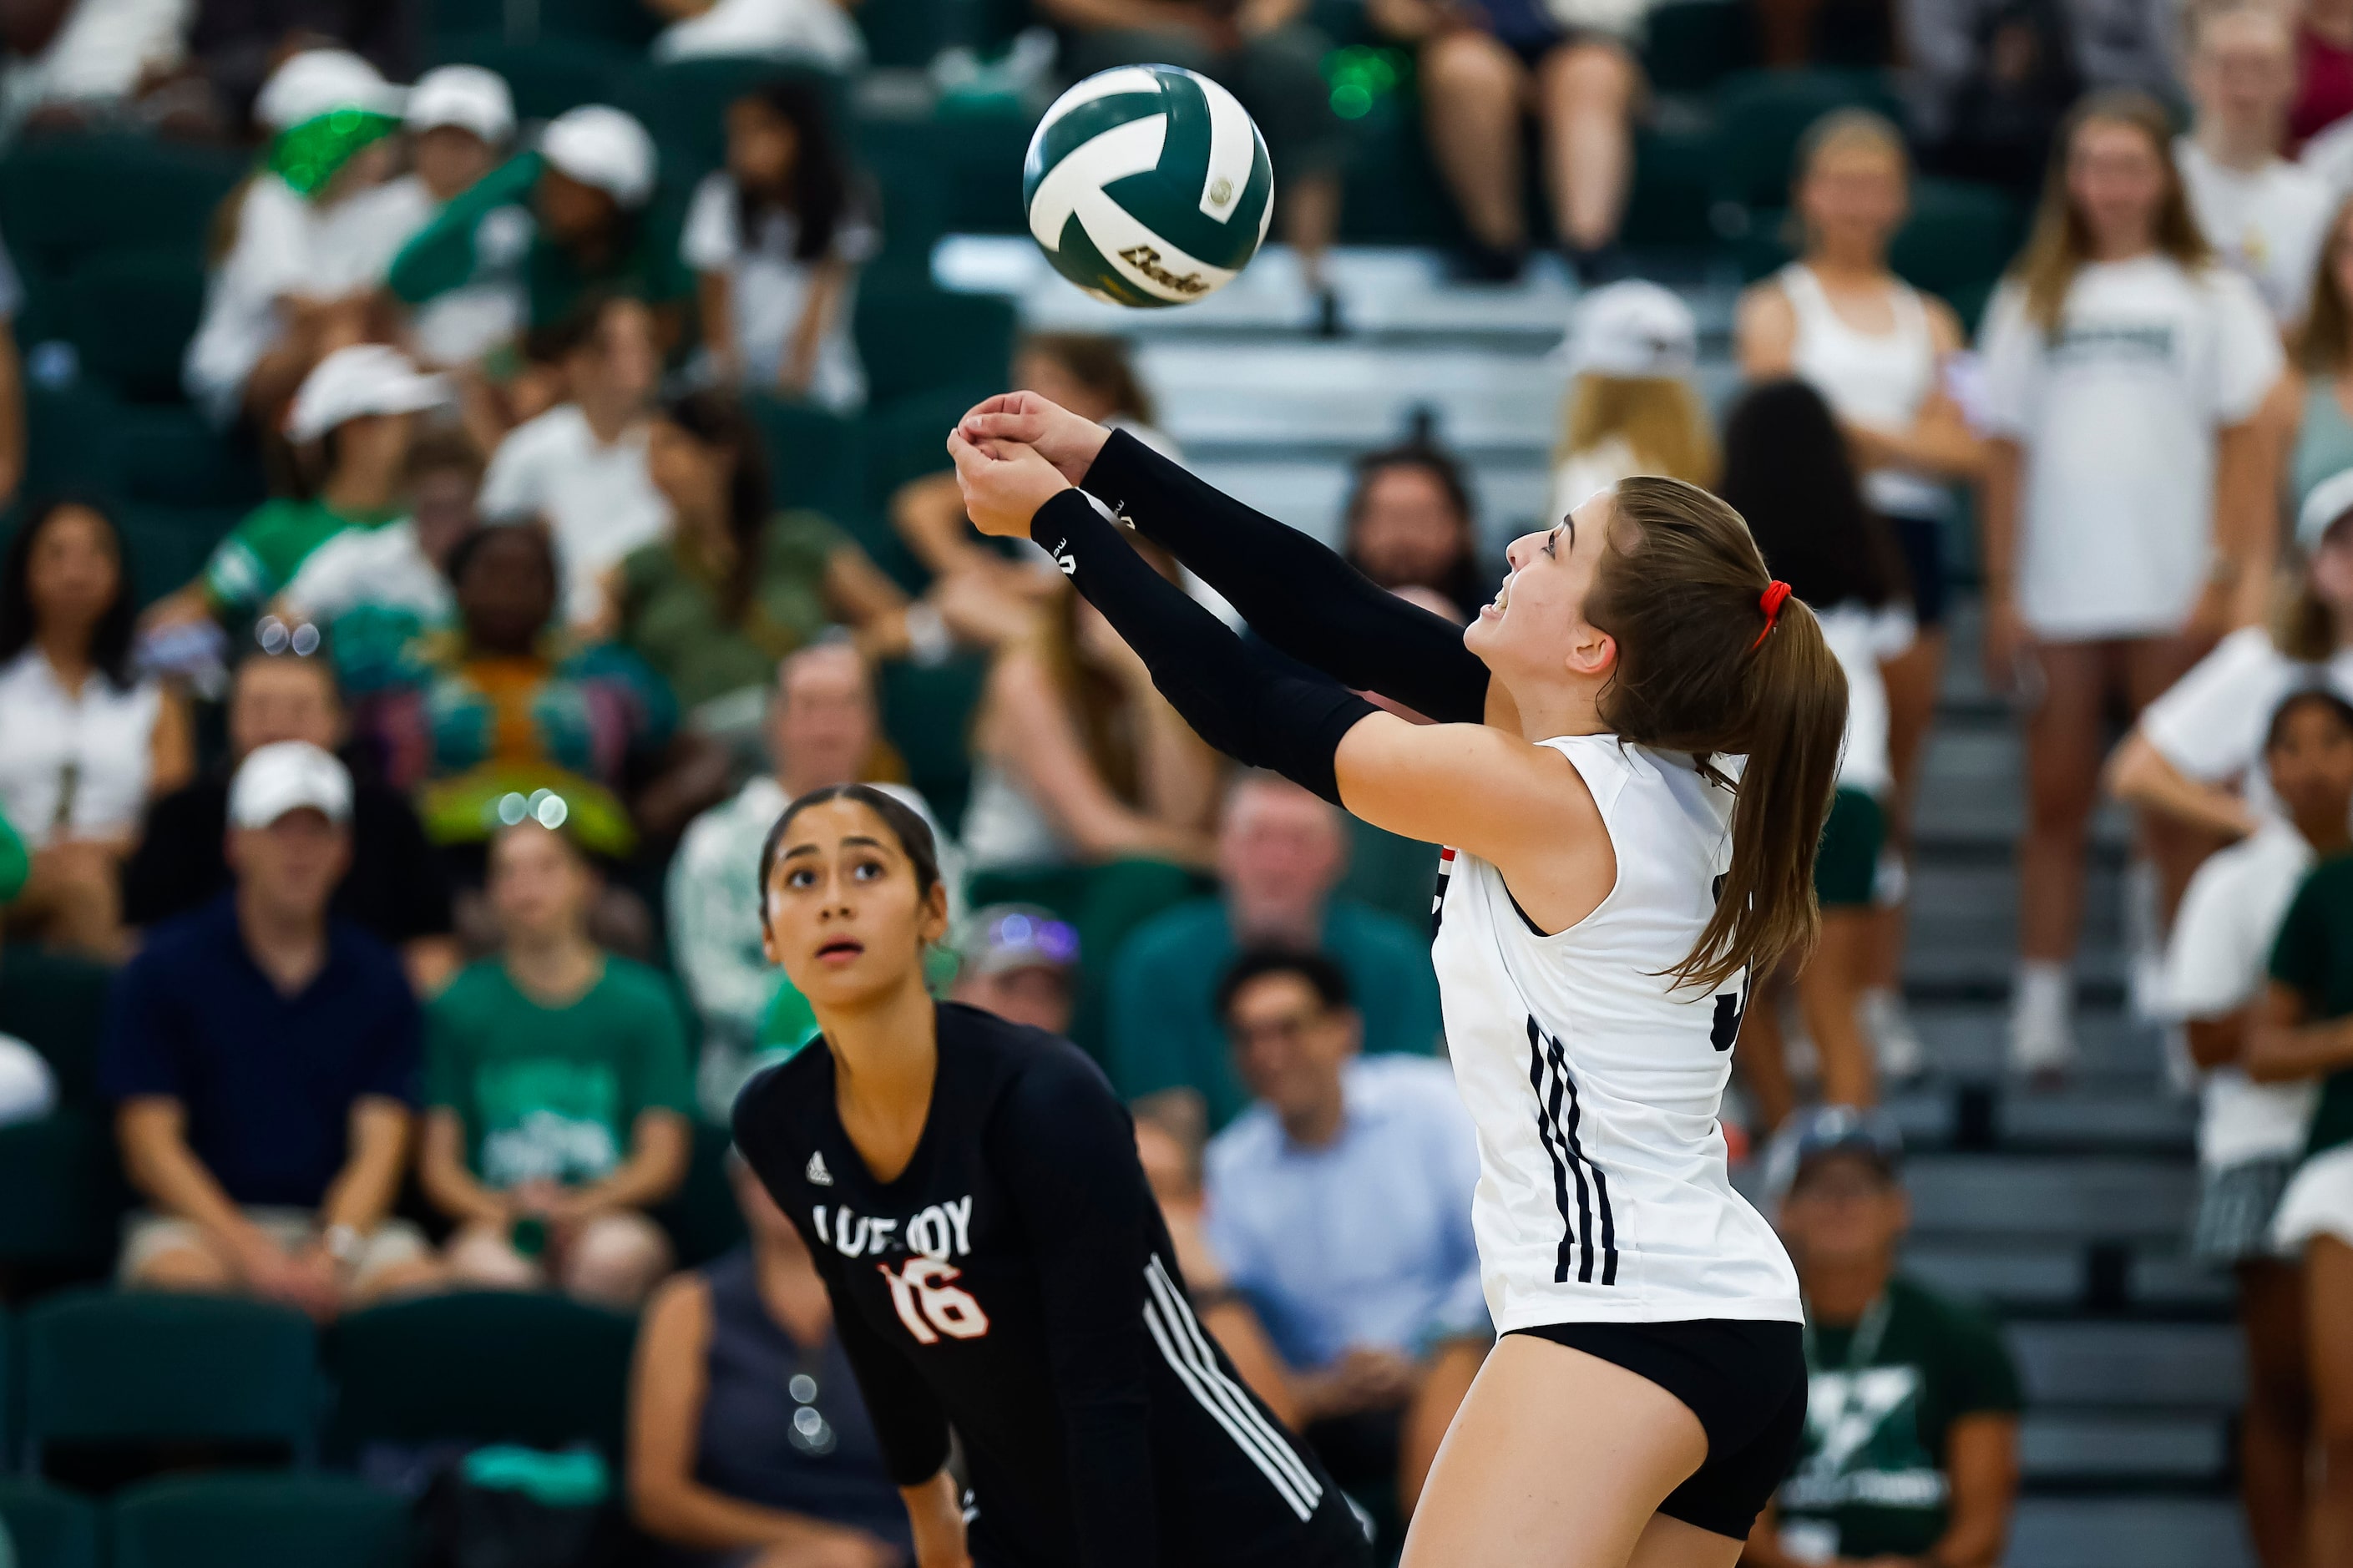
[1977,89,2284,1076]
[478,296,669,630]
[279,428,483,641]
[183,48,409,432]
[2158,686,2353,1568]
[2178,0,2334,327]
[0,499,193,958]
[686,75,874,412]
[2276,196,2353,518]
[2112,468,2353,837]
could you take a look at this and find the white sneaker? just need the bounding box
[2008,963,2077,1082]
[1864,988,1928,1083]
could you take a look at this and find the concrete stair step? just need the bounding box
[1905,1156,2198,1247]
[2009,1322,2243,1409]
[1908,1006,2168,1085]
[2007,1497,2253,1568]
[2020,1413,2229,1486]
[1901,1243,2231,1316]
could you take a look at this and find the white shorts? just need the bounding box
[119,1206,432,1290]
[2272,1144,2353,1254]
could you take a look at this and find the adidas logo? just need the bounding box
[806,1151,833,1186]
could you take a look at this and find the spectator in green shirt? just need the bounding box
[147,344,447,635]
[621,389,936,756]
[1748,1107,2024,1568]
[387,104,692,367]
[418,818,695,1308]
[1108,771,1443,1130]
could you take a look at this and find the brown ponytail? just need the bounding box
[1582,476,1850,992]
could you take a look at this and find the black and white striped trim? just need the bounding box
[1526,1016,1618,1286]
[1141,1256,1322,1521]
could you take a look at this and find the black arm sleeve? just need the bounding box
[1032,488,1379,806]
[1082,429,1493,724]
[984,1056,1161,1568]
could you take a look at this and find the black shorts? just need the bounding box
[1886,508,1950,628]
[1506,1318,1807,1540]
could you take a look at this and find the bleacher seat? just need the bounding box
[1706,68,1907,218]
[853,284,1016,412]
[1890,178,2027,311]
[858,391,972,587]
[1642,0,1756,96]
[20,1292,321,1470]
[22,387,266,511]
[0,945,111,1110]
[858,0,950,68]
[0,1477,100,1568]
[748,395,867,524]
[427,34,636,120]
[539,0,664,49]
[0,1114,120,1276]
[878,654,986,833]
[861,149,954,286]
[0,137,240,313]
[857,104,1034,235]
[328,1292,636,1459]
[59,248,207,405]
[116,505,245,610]
[109,1474,408,1568]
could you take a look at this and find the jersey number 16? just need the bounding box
[878,1257,992,1343]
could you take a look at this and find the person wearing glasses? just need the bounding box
[630,1149,913,1568]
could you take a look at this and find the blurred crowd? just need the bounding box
[17,0,2353,1565]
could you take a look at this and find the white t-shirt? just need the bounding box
[0,0,185,126]
[0,649,160,849]
[478,404,670,626]
[1976,259,2282,640]
[279,517,452,628]
[1549,435,1641,529]
[2140,625,2353,816]
[184,174,435,424]
[2161,822,2324,1168]
[682,173,876,412]
[2177,139,2334,326]
[1814,600,1915,800]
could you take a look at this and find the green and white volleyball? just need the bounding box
[1022,65,1274,307]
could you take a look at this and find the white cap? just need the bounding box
[285,343,449,443]
[2302,466,2353,553]
[539,104,657,209]
[1560,281,1699,380]
[255,48,407,132]
[230,741,353,828]
[407,64,514,144]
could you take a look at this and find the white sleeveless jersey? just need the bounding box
[1430,734,1801,1330]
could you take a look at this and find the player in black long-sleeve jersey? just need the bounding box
[730,782,1373,1568]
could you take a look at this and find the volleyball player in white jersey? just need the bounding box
[949,393,1846,1568]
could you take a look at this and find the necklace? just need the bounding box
[1801,1290,1893,1373]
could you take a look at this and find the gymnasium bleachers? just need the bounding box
[0,3,2248,1564]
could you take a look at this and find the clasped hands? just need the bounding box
[945,392,1116,540]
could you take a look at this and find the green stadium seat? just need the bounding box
[60,247,206,405]
[0,137,241,289]
[20,1291,321,1469]
[540,0,663,49]
[112,403,268,508]
[1642,0,1756,95]
[853,285,1015,412]
[1622,121,1721,250]
[856,103,1035,235]
[0,1113,121,1274]
[0,944,112,1109]
[428,35,635,120]
[747,395,866,523]
[858,0,949,68]
[1890,177,2027,306]
[878,653,986,833]
[328,1292,637,1459]
[0,1478,100,1568]
[860,148,953,287]
[109,1474,408,1568]
[857,389,971,589]
[1707,68,1906,216]
[115,505,244,610]
[650,1120,749,1268]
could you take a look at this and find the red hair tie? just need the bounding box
[1749,580,1792,652]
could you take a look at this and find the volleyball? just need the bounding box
[1022,64,1274,308]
